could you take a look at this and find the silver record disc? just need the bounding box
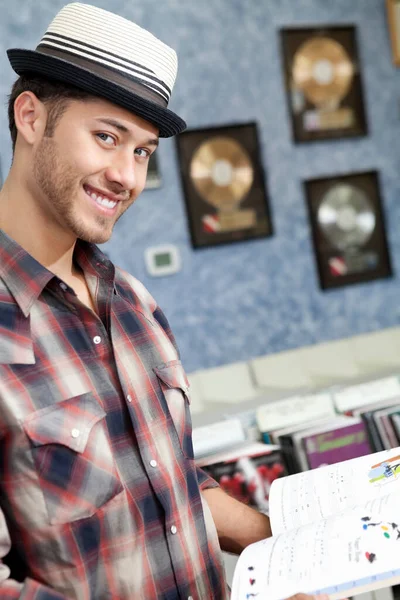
[317,183,376,250]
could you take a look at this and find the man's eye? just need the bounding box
[96,133,115,145]
[135,148,150,158]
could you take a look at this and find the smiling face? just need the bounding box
[29,97,159,244]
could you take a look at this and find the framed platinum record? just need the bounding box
[304,170,392,290]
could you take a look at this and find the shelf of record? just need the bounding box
[193,374,400,600]
[194,374,400,597]
[193,373,400,513]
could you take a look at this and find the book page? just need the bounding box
[231,492,400,600]
[269,447,400,535]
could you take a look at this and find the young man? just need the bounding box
[0,3,327,599]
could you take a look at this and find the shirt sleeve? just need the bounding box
[196,466,220,491]
[0,511,67,600]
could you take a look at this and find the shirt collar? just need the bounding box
[0,229,114,317]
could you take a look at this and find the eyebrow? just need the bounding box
[94,117,159,147]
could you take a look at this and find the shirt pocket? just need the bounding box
[23,392,124,525]
[153,361,194,459]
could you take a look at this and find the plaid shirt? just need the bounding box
[0,230,227,600]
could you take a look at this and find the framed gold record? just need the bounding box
[304,171,392,290]
[280,26,368,143]
[175,122,272,248]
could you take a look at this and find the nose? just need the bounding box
[105,150,136,191]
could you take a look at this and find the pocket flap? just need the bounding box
[23,393,106,453]
[153,361,190,401]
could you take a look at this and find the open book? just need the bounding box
[231,447,400,600]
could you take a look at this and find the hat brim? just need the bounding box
[7,48,186,138]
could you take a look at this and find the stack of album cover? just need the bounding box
[253,375,400,476]
[196,441,285,513]
[333,375,400,454]
[192,401,290,512]
[194,374,400,509]
[255,390,373,475]
[270,415,372,475]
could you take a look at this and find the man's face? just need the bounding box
[31,97,159,244]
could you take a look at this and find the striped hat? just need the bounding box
[7,3,186,137]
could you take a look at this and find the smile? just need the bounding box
[83,185,119,213]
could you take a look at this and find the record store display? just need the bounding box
[304,171,392,290]
[280,26,367,143]
[175,122,272,248]
[144,152,162,189]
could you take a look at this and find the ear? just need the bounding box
[13,91,47,147]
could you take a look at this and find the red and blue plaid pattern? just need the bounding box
[0,231,226,599]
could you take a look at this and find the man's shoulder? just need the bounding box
[114,266,157,314]
[0,277,17,307]
[114,266,180,357]
[0,277,34,365]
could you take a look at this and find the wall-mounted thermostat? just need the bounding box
[144,245,182,277]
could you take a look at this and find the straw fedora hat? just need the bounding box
[7,3,186,137]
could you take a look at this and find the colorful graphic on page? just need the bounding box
[361,515,400,565]
[312,512,400,598]
[243,565,259,599]
[368,455,400,486]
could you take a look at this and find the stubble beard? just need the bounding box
[33,136,117,244]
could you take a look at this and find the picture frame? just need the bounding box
[280,25,368,143]
[304,170,392,290]
[386,0,400,66]
[145,152,162,189]
[175,121,272,249]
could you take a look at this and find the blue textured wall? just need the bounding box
[1,0,400,373]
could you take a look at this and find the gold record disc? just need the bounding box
[292,37,354,107]
[189,137,254,210]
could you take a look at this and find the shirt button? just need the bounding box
[170,525,177,535]
[71,428,80,438]
[59,282,68,291]
[150,460,157,468]
[127,394,132,402]
[93,336,102,345]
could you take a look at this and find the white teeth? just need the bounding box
[86,189,117,209]
[96,197,117,209]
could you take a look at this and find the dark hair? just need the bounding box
[8,74,94,152]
